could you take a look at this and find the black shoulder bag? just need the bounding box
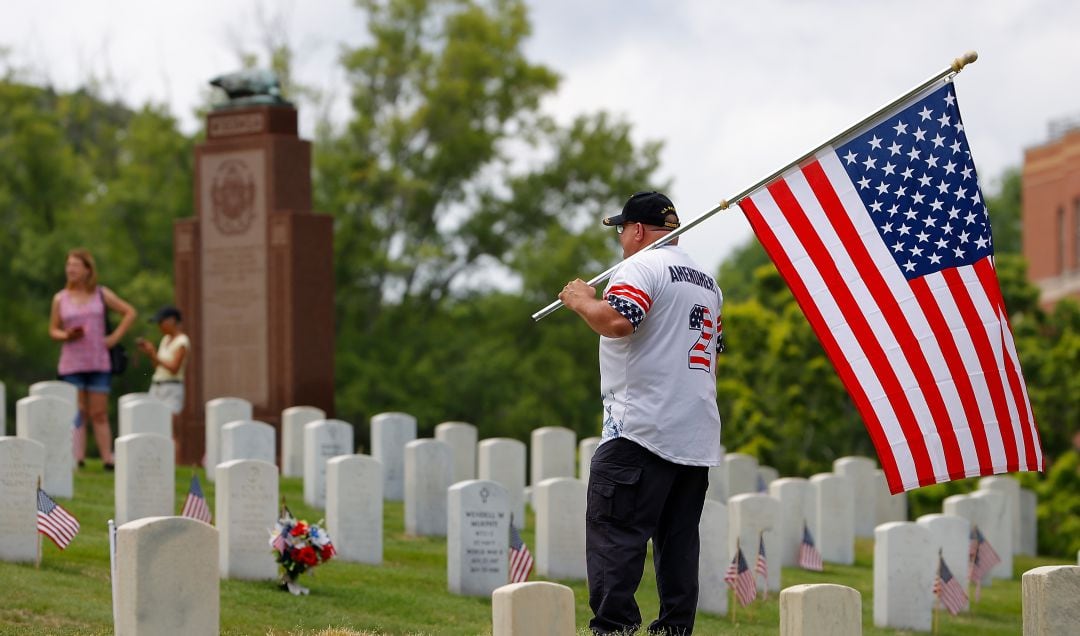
[99,288,128,375]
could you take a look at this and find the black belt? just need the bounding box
[152,380,183,385]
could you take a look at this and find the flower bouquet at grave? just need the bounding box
[269,502,335,595]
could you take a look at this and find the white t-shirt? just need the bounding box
[151,333,190,382]
[599,245,724,466]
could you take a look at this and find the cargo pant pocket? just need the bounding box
[587,461,642,524]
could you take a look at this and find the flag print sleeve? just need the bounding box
[604,259,659,331]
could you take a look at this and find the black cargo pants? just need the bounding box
[586,437,710,635]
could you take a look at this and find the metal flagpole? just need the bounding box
[35,477,42,569]
[109,519,119,628]
[531,51,978,322]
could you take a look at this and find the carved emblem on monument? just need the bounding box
[210,159,256,235]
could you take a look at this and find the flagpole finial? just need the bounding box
[951,51,978,73]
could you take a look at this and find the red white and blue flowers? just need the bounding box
[269,505,335,595]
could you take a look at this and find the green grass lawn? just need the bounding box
[0,460,1067,635]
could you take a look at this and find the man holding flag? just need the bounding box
[560,191,724,635]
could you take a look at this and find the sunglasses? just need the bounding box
[615,222,638,235]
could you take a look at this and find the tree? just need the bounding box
[315,0,664,438]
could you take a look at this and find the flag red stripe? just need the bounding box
[941,268,1020,472]
[803,160,966,481]
[909,276,995,476]
[766,177,935,485]
[39,517,78,542]
[973,259,1040,471]
[741,195,904,492]
[608,285,652,311]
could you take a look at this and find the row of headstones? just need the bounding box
[871,474,1040,631]
[0,381,181,503]
[107,510,1080,635]
[493,575,1079,636]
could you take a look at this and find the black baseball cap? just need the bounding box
[149,305,182,323]
[602,191,680,229]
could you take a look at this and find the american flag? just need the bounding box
[739,80,1042,494]
[508,520,534,584]
[37,488,80,549]
[756,473,768,493]
[935,552,968,615]
[968,524,1001,600]
[754,532,768,598]
[180,474,212,524]
[798,521,824,571]
[724,544,757,607]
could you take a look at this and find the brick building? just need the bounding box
[1021,125,1080,307]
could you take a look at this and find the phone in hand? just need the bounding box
[68,325,85,340]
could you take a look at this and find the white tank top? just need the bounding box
[599,245,724,466]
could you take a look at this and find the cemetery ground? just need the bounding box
[0,463,1060,636]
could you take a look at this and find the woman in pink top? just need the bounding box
[48,248,137,469]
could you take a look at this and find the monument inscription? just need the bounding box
[200,150,268,406]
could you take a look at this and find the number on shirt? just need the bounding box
[687,304,715,371]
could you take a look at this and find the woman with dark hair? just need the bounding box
[48,248,137,469]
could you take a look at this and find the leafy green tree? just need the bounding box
[316,0,663,440]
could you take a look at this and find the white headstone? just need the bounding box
[780,584,862,636]
[371,411,417,501]
[118,397,171,438]
[697,500,729,615]
[303,419,354,508]
[28,380,77,405]
[118,392,151,409]
[970,489,1013,579]
[530,426,575,486]
[204,397,252,481]
[757,465,780,491]
[478,438,526,529]
[1022,565,1080,636]
[281,406,325,478]
[979,475,1021,555]
[115,516,219,635]
[1019,487,1037,557]
[873,521,934,631]
[448,479,510,596]
[704,445,727,502]
[578,436,600,483]
[216,459,278,580]
[404,439,453,537]
[436,421,478,484]
[115,433,175,525]
[492,581,576,636]
[534,477,586,580]
[16,395,75,498]
[916,512,971,613]
[943,493,996,586]
[221,420,276,466]
[728,493,781,592]
[873,469,907,525]
[724,453,759,498]
[326,454,382,564]
[0,437,45,563]
[809,472,854,565]
[833,456,877,538]
[770,477,813,567]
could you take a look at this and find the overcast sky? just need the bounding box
[3,0,1079,277]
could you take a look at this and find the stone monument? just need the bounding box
[173,71,334,465]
